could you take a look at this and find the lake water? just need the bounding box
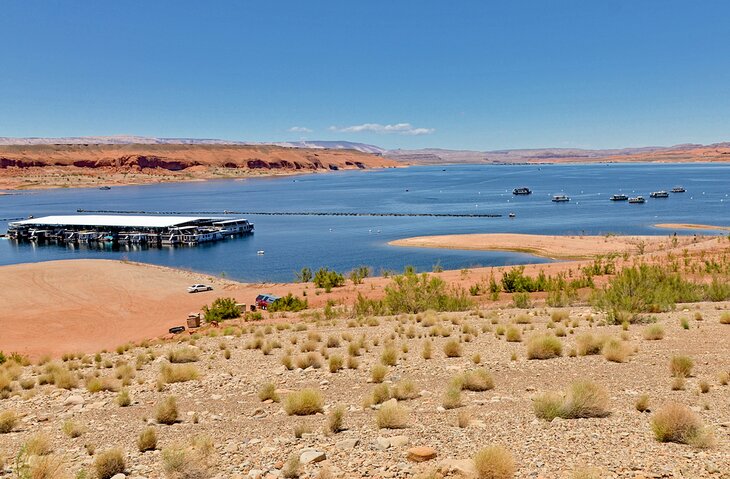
[1,163,728,282]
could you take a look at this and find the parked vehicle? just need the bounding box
[188,284,213,293]
[255,294,281,310]
[168,326,186,334]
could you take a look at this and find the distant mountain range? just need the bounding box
[1,136,729,163]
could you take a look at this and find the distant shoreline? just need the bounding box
[654,223,730,232]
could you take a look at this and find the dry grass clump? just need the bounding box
[642,324,665,340]
[62,420,85,438]
[161,446,208,479]
[0,410,18,433]
[514,314,531,324]
[155,396,179,425]
[670,355,694,378]
[137,427,157,452]
[393,379,419,400]
[572,466,602,479]
[443,339,462,358]
[601,337,631,363]
[421,340,433,359]
[282,453,300,478]
[116,388,131,407]
[166,347,200,363]
[651,403,714,448]
[160,363,199,383]
[371,364,388,383]
[258,382,280,402]
[526,334,562,359]
[376,400,408,429]
[94,448,125,479]
[635,394,650,412]
[473,445,515,479]
[575,333,605,356]
[720,312,730,324]
[295,352,323,369]
[86,376,120,393]
[534,381,609,420]
[368,383,392,405]
[380,345,399,366]
[328,354,343,373]
[284,389,324,416]
[505,326,522,342]
[698,380,710,394]
[461,368,495,392]
[327,405,346,433]
[24,433,52,456]
[457,409,472,428]
[442,384,463,409]
[52,368,79,390]
[22,455,68,479]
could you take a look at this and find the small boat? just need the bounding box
[551,194,570,202]
[628,196,645,204]
[610,194,628,201]
[508,212,516,218]
[257,250,265,255]
[671,186,686,193]
[512,187,532,195]
[650,191,669,198]
[99,186,111,190]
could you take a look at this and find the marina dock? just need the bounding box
[7,215,254,246]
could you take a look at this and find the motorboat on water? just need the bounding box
[650,191,669,198]
[512,187,531,195]
[551,194,570,202]
[671,186,686,193]
[628,196,646,204]
[610,194,629,201]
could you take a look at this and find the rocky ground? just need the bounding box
[1,301,729,479]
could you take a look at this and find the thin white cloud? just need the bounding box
[288,126,312,133]
[328,122,435,136]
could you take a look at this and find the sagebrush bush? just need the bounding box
[155,396,179,425]
[376,401,408,429]
[670,356,694,378]
[94,449,126,479]
[651,403,714,448]
[137,427,157,452]
[473,445,515,479]
[284,389,324,416]
[526,335,562,359]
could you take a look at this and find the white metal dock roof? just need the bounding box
[10,215,227,228]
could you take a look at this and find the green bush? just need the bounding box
[349,266,371,285]
[313,267,345,291]
[512,292,531,309]
[268,293,308,312]
[202,297,241,323]
[383,272,473,314]
[295,267,313,283]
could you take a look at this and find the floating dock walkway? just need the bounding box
[77,209,502,218]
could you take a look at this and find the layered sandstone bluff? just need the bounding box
[0,143,398,189]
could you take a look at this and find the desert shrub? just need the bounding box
[380,346,398,366]
[326,335,341,348]
[461,368,495,391]
[505,326,522,342]
[576,333,605,356]
[327,405,346,433]
[651,403,714,448]
[86,376,120,394]
[551,310,570,322]
[295,267,313,283]
[421,340,433,359]
[602,338,631,363]
[313,267,345,290]
[269,293,309,312]
[258,382,280,402]
[155,396,179,425]
[642,324,665,340]
[94,449,125,479]
[457,409,472,428]
[534,381,609,420]
[349,266,371,285]
[382,272,473,314]
[53,369,78,390]
[202,297,241,323]
[19,377,36,390]
[371,364,388,383]
[284,389,324,416]
[295,352,322,369]
[166,347,200,363]
[473,445,516,479]
[442,385,463,409]
[670,356,694,378]
[62,420,85,438]
[699,380,710,394]
[370,384,392,405]
[328,354,343,373]
[393,379,419,400]
[705,276,730,301]
[137,427,157,452]
[526,335,562,359]
[0,410,17,433]
[572,467,602,479]
[161,446,208,479]
[512,292,531,309]
[282,453,300,478]
[719,312,730,324]
[635,394,650,412]
[24,433,52,456]
[376,401,408,429]
[21,455,67,479]
[160,363,199,383]
[443,339,462,358]
[593,264,702,322]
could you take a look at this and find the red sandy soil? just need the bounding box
[0,144,398,190]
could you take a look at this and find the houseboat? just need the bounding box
[628,196,646,204]
[551,194,570,202]
[671,186,686,193]
[610,194,629,201]
[650,191,669,198]
[512,187,532,195]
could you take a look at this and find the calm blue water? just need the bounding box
[1,163,728,282]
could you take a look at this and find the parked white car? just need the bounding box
[187,284,213,293]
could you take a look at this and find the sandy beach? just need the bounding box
[655,223,730,232]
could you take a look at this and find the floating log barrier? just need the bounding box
[77,209,502,218]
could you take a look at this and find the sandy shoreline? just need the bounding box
[389,233,706,259]
[655,222,730,232]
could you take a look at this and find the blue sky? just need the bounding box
[1,1,729,150]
